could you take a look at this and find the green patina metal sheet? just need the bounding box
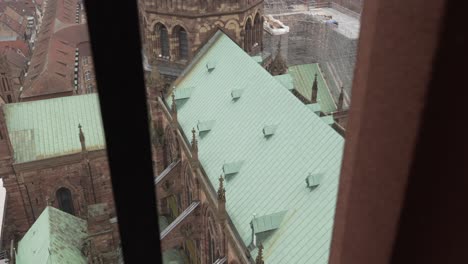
[273,74,294,91]
[197,120,215,132]
[167,31,344,263]
[174,86,194,100]
[306,173,324,188]
[306,103,322,114]
[231,89,244,99]
[3,94,106,163]
[251,55,263,65]
[222,161,244,175]
[289,64,337,113]
[16,206,87,264]
[251,211,287,234]
[262,125,278,137]
[321,115,335,125]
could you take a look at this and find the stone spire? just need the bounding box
[191,127,198,160]
[268,38,288,76]
[217,174,227,222]
[311,73,318,103]
[217,175,226,202]
[171,91,177,123]
[79,124,86,152]
[256,243,264,264]
[337,86,344,111]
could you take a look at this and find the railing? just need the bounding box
[160,201,200,239]
[0,250,9,262]
[154,160,181,185]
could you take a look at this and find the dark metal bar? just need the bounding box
[82,0,162,263]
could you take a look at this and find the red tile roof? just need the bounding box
[0,6,27,36]
[0,39,30,56]
[21,0,86,100]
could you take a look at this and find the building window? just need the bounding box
[87,83,93,93]
[244,18,252,52]
[163,127,179,168]
[56,187,75,215]
[1,77,7,92]
[160,26,169,58]
[185,165,193,206]
[7,95,12,103]
[82,57,88,65]
[85,71,91,81]
[175,26,188,60]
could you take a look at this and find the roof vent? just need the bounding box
[321,115,334,125]
[306,103,321,115]
[222,161,243,175]
[174,86,194,100]
[231,89,244,100]
[306,173,323,190]
[197,120,215,133]
[206,61,216,73]
[251,211,287,234]
[263,125,278,137]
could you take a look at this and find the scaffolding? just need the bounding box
[264,0,358,108]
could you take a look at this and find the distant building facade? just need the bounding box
[0,95,120,263]
[139,0,265,85]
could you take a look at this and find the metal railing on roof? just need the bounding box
[0,250,9,260]
[154,160,180,185]
[213,256,227,264]
[160,201,200,240]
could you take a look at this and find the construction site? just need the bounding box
[263,0,361,111]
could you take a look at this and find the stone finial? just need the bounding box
[171,91,177,112]
[45,196,52,206]
[256,243,264,264]
[79,124,86,151]
[191,127,198,157]
[338,86,344,111]
[217,175,226,202]
[311,73,318,103]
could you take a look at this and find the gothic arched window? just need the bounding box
[177,27,189,60]
[254,13,262,50]
[204,208,219,263]
[244,18,253,52]
[155,23,170,58]
[163,127,179,168]
[184,164,194,207]
[56,187,75,215]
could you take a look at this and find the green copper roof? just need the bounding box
[16,206,88,264]
[168,31,344,263]
[306,103,322,114]
[289,64,337,113]
[274,74,294,91]
[251,211,287,234]
[321,115,335,125]
[3,94,106,163]
[251,55,263,65]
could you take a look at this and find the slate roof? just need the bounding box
[168,31,344,263]
[15,206,88,264]
[288,63,337,113]
[3,94,105,163]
